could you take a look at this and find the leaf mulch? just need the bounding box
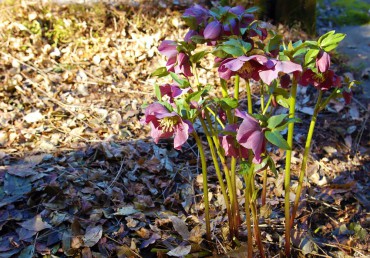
[0,1,369,257]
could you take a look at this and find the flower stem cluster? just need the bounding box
[143,2,355,256]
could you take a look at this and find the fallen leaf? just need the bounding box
[19,214,52,232]
[83,225,103,247]
[114,206,138,216]
[170,216,190,240]
[167,245,191,257]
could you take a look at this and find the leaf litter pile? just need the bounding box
[0,1,369,257]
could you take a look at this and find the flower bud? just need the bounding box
[203,21,222,40]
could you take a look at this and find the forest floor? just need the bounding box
[0,1,369,257]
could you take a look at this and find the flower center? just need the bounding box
[239,61,254,75]
[313,73,325,83]
[160,116,179,132]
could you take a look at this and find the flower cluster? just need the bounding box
[143,3,355,255]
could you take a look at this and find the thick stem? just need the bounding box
[193,132,211,242]
[290,91,323,227]
[261,169,268,206]
[260,82,265,113]
[243,166,254,258]
[284,79,298,257]
[245,79,253,114]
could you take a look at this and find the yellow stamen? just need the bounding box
[239,62,254,74]
[160,116,179,132]
[314,73,325,83]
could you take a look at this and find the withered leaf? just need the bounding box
[82,225,103,247]
[167,245,191,257]
[170,216,190,240]
[19,214,52,232]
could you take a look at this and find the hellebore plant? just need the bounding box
[143,3,353,257]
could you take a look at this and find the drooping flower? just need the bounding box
[220,125,249,159]
[300,69,341,91]
[158,40,193,77]
[316,51,331,73]
[159,84,192,103]
[342,90,353,104]
[143,103,193,150]
[203,21,222,40]
[174,53,193,77]
[158,40,178,59]
[235,109,265,163]
[184,30,199,43]
[182,4,210,26]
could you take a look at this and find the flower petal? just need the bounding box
[316,51,331,73]
[204,21,222,40]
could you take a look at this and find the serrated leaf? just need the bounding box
[265,131,291,150]
[190,35,206,44]
[151,67,169,77]
[186,89,206,103]
[190,51,207,63]
[267,114,288,129]
[265,34,282,53]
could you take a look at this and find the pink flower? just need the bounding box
[235,109,265,163]
[316,51,331,73]
[218,55,302,85]
[300,69,341,91]
[143,103,194,150]
[220,125,249,159]
[159,84,192,103]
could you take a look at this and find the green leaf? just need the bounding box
[154,84,162,101]
[267,114,288,129]
[305,49,320,67]
[265,131,291,150]
[190,35,206,44]
[253,157,269,172]
[170,72,190,88]
[267,156,278,177]
[182,16,197,30]
[275,95,290,108]
[219,97,238,109]
[239,161,252,175]
[190,51,207,64]
[221,44,244,57]
[274,117,302,131]
[318,30,346,52]
[245,6,259,13]
[151,67,169,77]
[265,34,282,53]
[186,89,207,103]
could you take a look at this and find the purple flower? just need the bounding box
[343,90,352,105]
[183,4,209,25]
[174,53,193,77]
[218,55,302,85]
[203,21,222,40]
[160,84,192,103]
[235,109,265,163]
[184,30,198,43]
[220,125,249,159]
[158,40,178,59]
[316,51,331,73]
[143,103,193,150]
[300,69,341,91]
[230,6,245,15]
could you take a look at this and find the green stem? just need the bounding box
[243,164,254,258]
[290,91,323,227]
[234,75,240,102]
[284,79,298,257]
[203,112,237,238]
[260,82,265,113]
[245,79,253,114]
[261,169,268,206]
[262,95,273,115]
[192,132,211,242]
[192,63,200,88]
